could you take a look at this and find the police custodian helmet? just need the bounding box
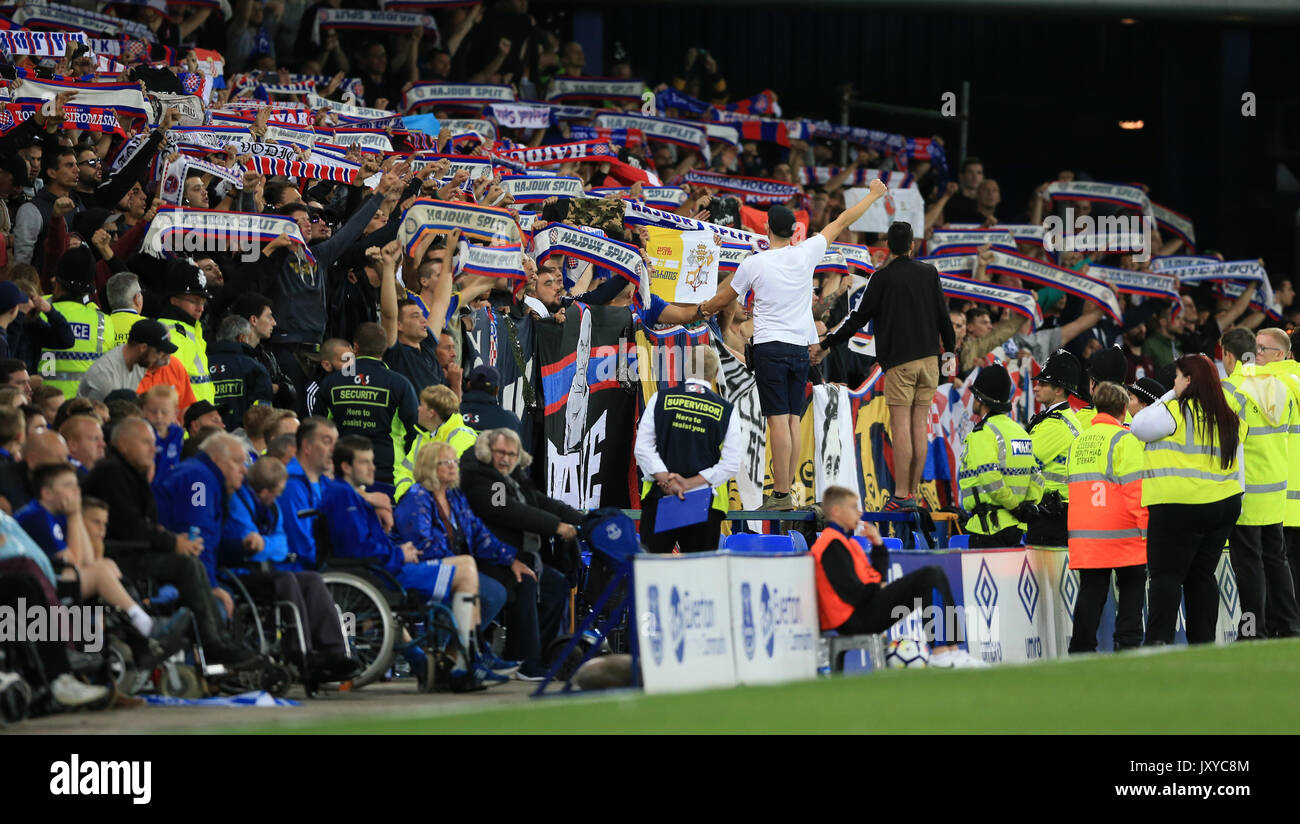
[1035,349,1082,396]
[971,364,1014,412]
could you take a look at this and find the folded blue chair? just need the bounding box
[720,533,804,553]
[948,534,970,549]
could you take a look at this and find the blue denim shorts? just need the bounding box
[752,341,810,417]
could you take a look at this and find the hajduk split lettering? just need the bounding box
[533,223,648,283]
[593,112,709,154]
[1045,180,1152,216]
[143,206,314,265]
[1085,264,1180,303]
[588,186,688,210]
[407,153,493,182]
[398,198,522,251]
[927,228,1017,256]
[984,249,1122,321]
[546,76,646,103]
[454,241,525,281]
[498,174,585,203]
[681,169,800,205]
[922,254,977,276]
[312,7,438,44]
[403,82,514,112]
[940,275,1043,330]
[0,28,89,57]
[1151,201,1196,251]
[495,139,617,167]
[829,243,876,275]
[623,199,769,250]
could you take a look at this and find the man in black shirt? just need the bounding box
[941,156,985,225]
[815,222,955,511]
[383,298,444,394]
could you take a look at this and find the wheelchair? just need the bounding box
[301,509,477,692]
[213,566,309,697]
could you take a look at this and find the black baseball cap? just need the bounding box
[128,318,178,354]
[467,364,500,392]
[767,205,796,238]
[183,400,226,428]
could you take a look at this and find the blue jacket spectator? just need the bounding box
[319,476,406,574]
[280,417,340,568]
[154,433,249,583]
[394,484,517,568]
[221,481,296,571]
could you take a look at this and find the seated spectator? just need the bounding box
[393,440,519,672]
[459,365,521,433]
[282,417,337,567]
[321,436,490,688]
[76,318,177,402]
[220,457,358,682]
[238,404,278,456]
[153,432,250,620]
[33,384,64,426]
[459,427,579,680]
[184,400,226,440]
[394,385,477,501]
[85,418,260,667]
[140,385,185,484]
[15,462,187,671]
[0,358,32,403]
[264,409,300,444]
[59,414,105,478]
[811,485,984,668]
[0,428,68,514]
[0,405,23,468]
[81,495,109,561]
[266,433,297,465]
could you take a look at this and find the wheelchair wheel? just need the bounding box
[260,663,292,697]
[321,572,395,689]
[105,638,140,696]
[0,673,31,726]
[158,663,202,698]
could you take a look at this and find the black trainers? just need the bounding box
[206,641,262,669]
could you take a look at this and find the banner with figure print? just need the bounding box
[536,303,637,510]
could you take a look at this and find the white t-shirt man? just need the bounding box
[728,233,826,346]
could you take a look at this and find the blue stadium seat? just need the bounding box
[948,534,970,549]
[721,533,804,553]
[881,537,903,550]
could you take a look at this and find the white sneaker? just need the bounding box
[51,673,109,708]
[930,650,989,669]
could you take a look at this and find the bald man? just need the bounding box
[0,429,68,513]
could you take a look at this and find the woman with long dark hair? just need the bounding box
[1131,354,1245,645]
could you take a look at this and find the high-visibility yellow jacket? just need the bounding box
[1223,362,1293,526]
[959,413,1045,536]
[160,315,215,405]
[393,414,477,501]
[1028,402,1081,500]
[1140,396,1244,508]
[1260,359,1300,527]
[40,297,108,399]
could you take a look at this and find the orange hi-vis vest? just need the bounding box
[1066,413,1149,569]
[810,525,881,631]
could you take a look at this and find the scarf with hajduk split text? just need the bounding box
[983,250,1122,322]
[142,206,314,266]
[680,170,800,206]
[398,198,522,252]
[531,223,649,289]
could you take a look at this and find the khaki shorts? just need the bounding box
[885,357,940,408]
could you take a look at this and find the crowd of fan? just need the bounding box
[0,0,1297,712]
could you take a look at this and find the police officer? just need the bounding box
[1025,349,1082,546]
[1220,328,1300,639]
[633,346,743,553]
[206,315,273,432]
[312,321,418,492]
[958,365,1045,548]
[1065,382,1148,653]
[1076,347,1130,430]
[40,246,109,399]
[156,258,215,405]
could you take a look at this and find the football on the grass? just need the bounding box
[885,638,930,669]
